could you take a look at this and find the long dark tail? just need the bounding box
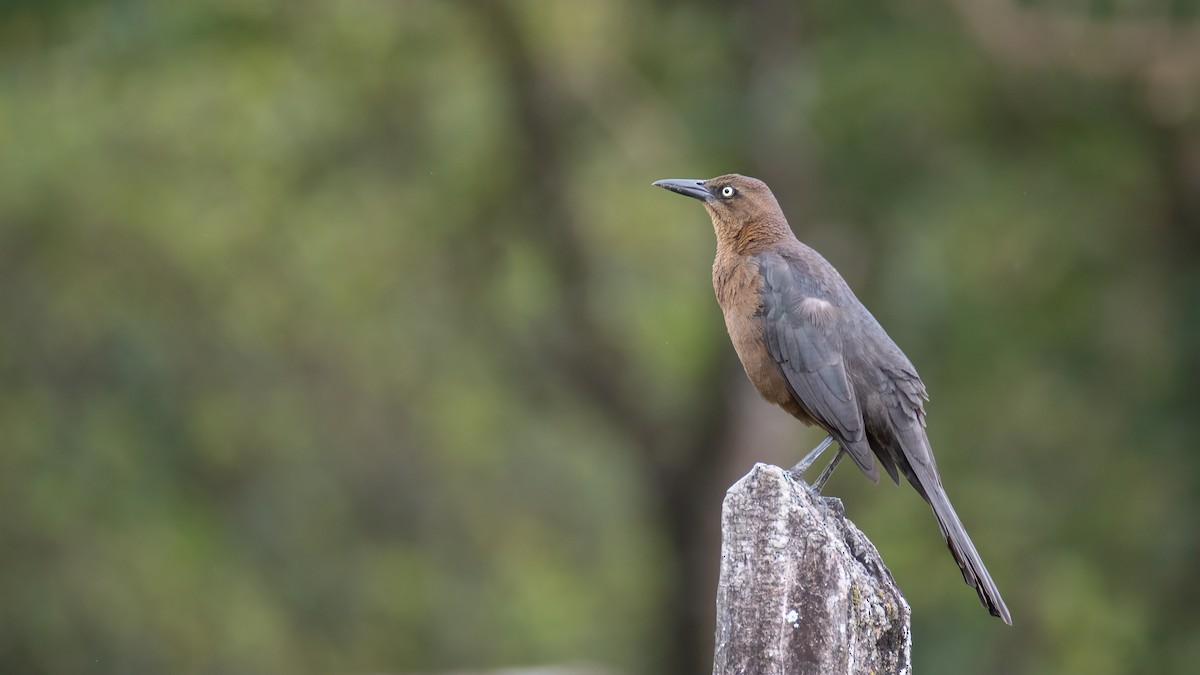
[925,482,1012,624]
[889,424,1012,624]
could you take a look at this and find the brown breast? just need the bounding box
[712,252,817,426]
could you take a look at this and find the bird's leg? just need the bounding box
[785,435,834,479]
[811,448,846,494]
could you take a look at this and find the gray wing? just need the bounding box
[757,252,877,480]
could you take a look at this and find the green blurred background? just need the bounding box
[3,0,1199,673]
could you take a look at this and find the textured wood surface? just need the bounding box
[713,463,911,674]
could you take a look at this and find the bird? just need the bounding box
[653,173,1011,624]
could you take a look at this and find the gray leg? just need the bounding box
[786,435,834,478]
[811,448,846,494]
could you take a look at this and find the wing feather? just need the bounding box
[757,253,875,478]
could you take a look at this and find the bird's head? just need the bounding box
[652,173,789,250]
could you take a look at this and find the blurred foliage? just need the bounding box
[2,0,1200,673]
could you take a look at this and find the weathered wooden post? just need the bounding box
[713,463,911,674]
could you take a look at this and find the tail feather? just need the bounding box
[888,426,1012,624]
[926,484,1012,624]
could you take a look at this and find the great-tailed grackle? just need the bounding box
[654,173,1011,624]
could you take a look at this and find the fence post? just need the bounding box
[713,463,912,674]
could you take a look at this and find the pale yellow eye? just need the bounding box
[721,186,735,198]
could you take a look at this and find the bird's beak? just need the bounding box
[652,178,711,201]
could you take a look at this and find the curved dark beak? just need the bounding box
[653,178,710,201]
